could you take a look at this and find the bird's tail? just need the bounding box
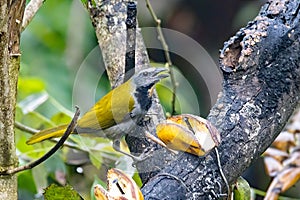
[26,124,70,145]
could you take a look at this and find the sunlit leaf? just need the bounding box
[16,130,37,157]
[43,184,83,200]
[19,92,49,114]
[132,172,143,188]
[51,112,72,125]
[70,135,112,153]
[233,177,251,200]
[89,151,103,169]
[17,111,55,158]
[18,77,46,99]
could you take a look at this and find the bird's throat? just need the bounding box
[134,85,154,112]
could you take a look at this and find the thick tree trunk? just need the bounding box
[142,1,300,199]
[0,0,25,199]
[86,0,300,199]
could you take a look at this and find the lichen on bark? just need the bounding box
[0,0,26,199]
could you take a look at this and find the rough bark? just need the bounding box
[142,0,300,199]
[86,0,300,199]
[0,0,25,199]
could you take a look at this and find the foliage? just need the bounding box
[18,0,114,199]
[43,184,83,200]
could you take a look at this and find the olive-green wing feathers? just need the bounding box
[77,81,135,130]
[27,81,135,144]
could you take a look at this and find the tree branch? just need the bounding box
[0,0,26,198]
[84,0,300,199]
[141,0,300,199]
[22,0,45,31]
[145,0,177,115]
[85,0,176,183]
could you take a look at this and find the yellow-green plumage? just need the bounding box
[77,80,135,130]
[26,68,168,147]
[26,80,135,145]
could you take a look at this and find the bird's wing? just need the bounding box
[77,81,135,130]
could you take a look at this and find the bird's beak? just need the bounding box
[148,68,168,96]
[153,68,169,80]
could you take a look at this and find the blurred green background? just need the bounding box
[18,0,300,199]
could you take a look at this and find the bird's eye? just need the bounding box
[143,71,148,76]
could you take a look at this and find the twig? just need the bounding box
[22,0,45,31]
[145,0,177,115]
[155,173,190,192]
[15,121,37,134]
[1,106,80,175]
[215,148,230,199]
[124,1,137,82]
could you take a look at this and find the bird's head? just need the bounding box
[131,68,168,89]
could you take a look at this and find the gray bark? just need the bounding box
[0,0,26,199]
[142,0,300,199]
[85,0,300,199]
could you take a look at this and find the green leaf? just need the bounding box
[51,112,72,125]
[81,0,88,5]
[70,135,113,153]
[48,96,73,117]
[32,164,48,194]
[22,111,55,130]
[15,105,24,122]
[45,155,66,175]
[18,92,49,114]
[233,176,251,200]
[18,170,37,195]
[89,151,103,169]
[17,111,55,158]
[43,184,83,200]
[18,77,46,99]
[132,172,143,188]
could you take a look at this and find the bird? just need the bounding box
[26,67,168,160]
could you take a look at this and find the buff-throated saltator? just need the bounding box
[26,68,168,159]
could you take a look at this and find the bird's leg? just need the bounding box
[144,131,178,154]
[112,139,152,162]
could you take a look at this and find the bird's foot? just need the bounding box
[113,140,153,162]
